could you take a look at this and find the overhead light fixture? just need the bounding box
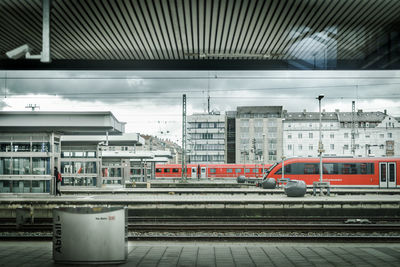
[184,52,283,58]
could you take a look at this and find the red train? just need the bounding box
[265,157,400,188]
[155,164,272,179]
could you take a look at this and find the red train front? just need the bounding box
[265,157,400,188]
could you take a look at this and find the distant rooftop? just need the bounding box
[61,133,142,146]
[238,106,283,114]
[284,111,388,122]
[285,112,338,121]
[0,111,125,135]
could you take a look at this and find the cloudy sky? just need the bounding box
[1,70,399,143]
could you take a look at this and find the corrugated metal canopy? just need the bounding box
[1,0,400,70]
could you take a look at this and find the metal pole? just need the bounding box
[41,0,51,63]
[262,134,265,177]
[182,94,187,181]
[318,95,324,183]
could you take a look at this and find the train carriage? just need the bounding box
[265,157,400,188]
[155,163,272,179]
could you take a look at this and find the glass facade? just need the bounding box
[0,180,50,193]
[32,158,50,174]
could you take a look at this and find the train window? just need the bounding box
[380,164,386,182]
[275,168,282,174]
[210,168,216,173]
[339,163,374,174]
[155,168,162,173]
[304,164,319,174]
[235,168,242,173]
[360,163,367,174]
[323,163,339,174]
[284,164,292,174]
[245,169,250,173]
[253,169,259,173]
[389,164,395,182]
[227,169,233,173]
[164,169,170,173]
[172,168,179,173]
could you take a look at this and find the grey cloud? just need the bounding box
[1,70,399,114]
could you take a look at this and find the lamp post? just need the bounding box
[316,94,324,183]
[262,133,266,177]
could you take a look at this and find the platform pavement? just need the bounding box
[0,241,400,266]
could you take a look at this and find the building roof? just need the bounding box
[0,111,125,135]
[338,112,386,122]
[61,133,142,146]
[284,111,387,123]
[237,106,283,115]
[285,112,338,121]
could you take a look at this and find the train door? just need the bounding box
[191,167,197,178]
[200,167,206,178]
[379,162,397,188]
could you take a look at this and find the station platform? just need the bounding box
[1,192,400,204]
[60,187,400,195]
[1,193,400,219]
[1,241,399,266]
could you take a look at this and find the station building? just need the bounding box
[0,111,125,193]
[0,111,173,193]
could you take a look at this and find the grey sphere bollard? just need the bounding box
[284,180,307,197]
[262,178,276,189]
[237,175,246,183]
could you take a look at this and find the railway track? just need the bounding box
[2,223,400,232]
[2,216,400,224]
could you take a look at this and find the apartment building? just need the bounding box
[283,109,400,158]
[235,106,284,164]
[187,112,225,164]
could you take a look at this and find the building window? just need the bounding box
[344,133,349,138]
[380,134,384,138]
[330,133,334,139]
[288,134,292,139]
[344,145,349,150]
[388,133,393,138]
[288,144,292,150]
[0,158,11,174]
[365,134,370,138]
[298,133,302,139]
[330,144,334,150]
[298,144,302,150]
[12,158,30,174]
[309,145,313,150]
[309,133,313,138]
[380,144,384,149]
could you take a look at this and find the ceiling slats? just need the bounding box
[0,0,399,69]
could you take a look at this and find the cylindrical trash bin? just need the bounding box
[53,207,127,264]
[284,180,307,197]
[262,178,276,189]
